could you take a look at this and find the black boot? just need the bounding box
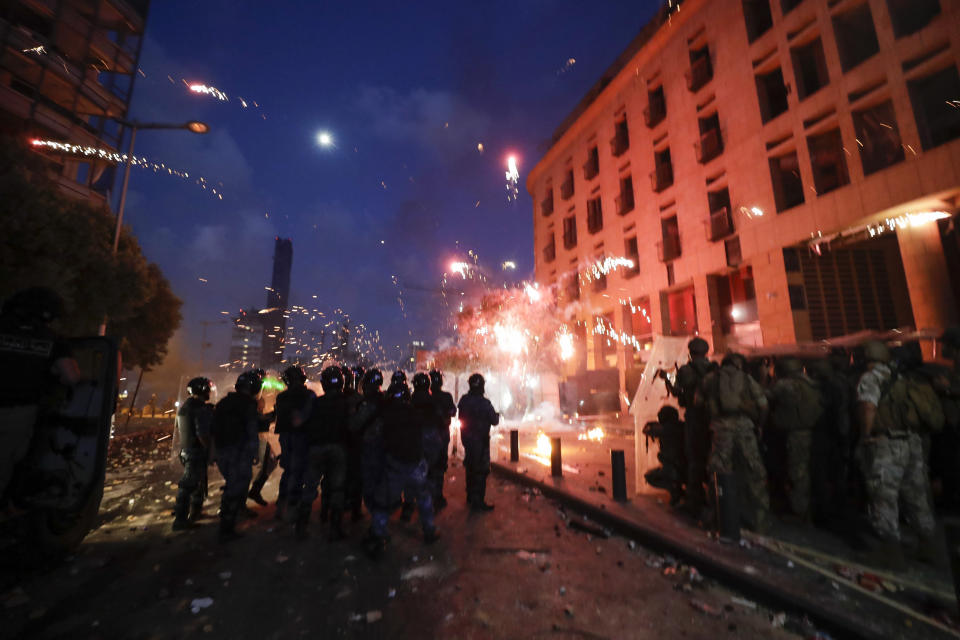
[472,475,494,511]
[423,527,441,544]
[248,487,267,507]
[399,501,415,522]
[434,495,448,512]
[295,507,310,540]
[329,509,346,541]
[274,501,285,521]
[172,491,192,530]
[351,504,364,522]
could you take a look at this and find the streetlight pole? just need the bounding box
[99,119,209,336]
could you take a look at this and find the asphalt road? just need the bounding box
[2,438,805,640]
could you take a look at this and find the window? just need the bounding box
[712,268,757,335]
[743,0,773,42]
[583,145,599,180]
[624,236,640,277]
[908,66,960,151]
[593,255,607,292]
[560,168,575,200]
[687,45,713,92]
[756,66,789,123]
[617,174,634,215]
[832,4,879,72]
[791,38,830,100]
[781,0,803,14]
[566,271,580,302]
[707,187,733,241]
[885,0,940,38]
[788,284,807,310]
[543,234,556,263]
[611,118,629,157]
[587,197,603,233]
[659,215,681,262]
[662,286,698,336]
[783,247,801,272]
[697,112,724,163]
[645,85,666,128]
[651,147,674,192]
[628,297,652,336]
[769,150,805,212]
[563,215,578,249]
[725,236,743,267]
[852,100,904,175]
[807,127,850,195]
[541,189,554,216]
[595,313,617,366]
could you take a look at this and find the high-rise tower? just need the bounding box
[261,237,292,369]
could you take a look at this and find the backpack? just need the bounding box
[717,366,746,416]
[876,375,944,435]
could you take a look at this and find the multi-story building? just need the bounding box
[228,308,265,372]
[261,237,293,370]
[0,0,149,203]
[528,0,960,414]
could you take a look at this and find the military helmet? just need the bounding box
[806,358,832,379]
[941,327,960,349]
[687,337,709,357]
[657,405,680,424]
[2,286,65,324]
[721,352,746,369]
[236,371,263,395]
[187,377,212,398]
[861,340,890,364]
[281,365,306,387]
[412,372,430,391]
[321,365,344,393]
[468,372,485,392]
[429,369,443,389]
[776,356,803,377]
[391,370,408,386]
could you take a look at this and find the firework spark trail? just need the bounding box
[505,156,519,202]
[30,139,224,199]
[188,83,228,101]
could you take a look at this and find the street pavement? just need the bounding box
[2,432,804,640]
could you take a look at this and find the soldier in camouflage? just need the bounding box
[768,356,823,521]
[704,352,770,532]
[856,340,941,567]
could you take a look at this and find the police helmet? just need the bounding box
[391,370,408,386]
[775,356,803,377]
[429,369,443,389]
[687,337,709,357]
[412,372,430,391]
[657,405,680,424]
[236,371,263,395]
[861,340,890,364]
[468,372,485,393]
[187,377,212,399]
[721,352,746,369]
[2,287,65,324]
[321,365,344,393]
[352,366,365,386]
[281,365,307,387]
[362,368,384,394]
[386,381,410,402]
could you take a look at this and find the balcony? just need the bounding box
[696,128,724,163]
[583,154,599,181]
[610,130,629,157]
[616,189,635,216]
[560,175,574,200]
[644,102,666,128]
[686,55,713,92]
[541,193,554,216]
[650,163,674,193]
[706,206,733,241]
[657,235,682,262]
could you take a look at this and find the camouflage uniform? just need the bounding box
[857,362,940,543]
[705,360,770,531]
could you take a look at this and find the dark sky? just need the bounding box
[123,0,657,371]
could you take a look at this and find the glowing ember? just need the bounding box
[502,260,517,271]
[450,261,470,278]
[523,282,541,303]
[557,328,575,361]
[578,426,605,443]
[535,431,552,458]
[505,155,520,201]
[189,83,228,101]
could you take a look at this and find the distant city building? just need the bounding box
[261,237,292,370]
[228,308,265,371]
[0,0,150,203]
[528,0,960,414]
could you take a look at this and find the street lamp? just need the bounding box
[99,119,210,336]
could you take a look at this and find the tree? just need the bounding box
[0,137,182,370]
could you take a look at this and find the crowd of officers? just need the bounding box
[645,329,960,569]
[174,364,500,558]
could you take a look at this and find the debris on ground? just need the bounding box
[730,596,757,609]
[366,610,382,623]
[567,519,608,538]
[190,597,213,614]
[689,598,723,618]
[401,563,443,581]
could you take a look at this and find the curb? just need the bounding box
[490,460,950,640]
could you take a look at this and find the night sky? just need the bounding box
[122,0,657,376]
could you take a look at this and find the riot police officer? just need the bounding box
[429,369,456,510]
[172,377,214,530]
[351,369,385,516]
[0,287,79,504]
[342,365,365,521]
[212,371,262,542]
[458,373,500,511]
[297,365,349,540]
[273,366,314,520]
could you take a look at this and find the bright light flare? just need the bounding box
[493,323,527,355]
[523,283,541,303]
[535,431,552,458]
[317,131,333,147]
[577,426,605,443]
[505,155,520,201]
[557,328,575,361]
[189,83,228,101]
[502,260,517,271]
[450,261,470,278]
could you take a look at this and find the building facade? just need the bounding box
[261,237,293,370]
[0,0,149,203]
[228,308,265,372]
[528,0,960,413]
